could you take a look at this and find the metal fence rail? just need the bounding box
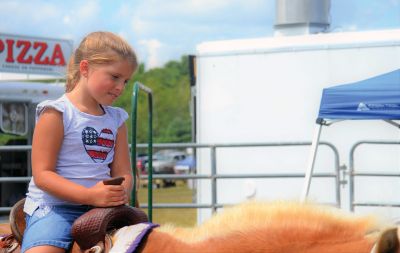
[0,141,340,213]
[349,140,400,211]
[138,141,341,212]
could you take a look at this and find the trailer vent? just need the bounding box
[274,0,331,36]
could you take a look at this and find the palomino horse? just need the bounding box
[1,201,400,253]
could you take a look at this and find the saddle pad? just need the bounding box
[110,222,159,253]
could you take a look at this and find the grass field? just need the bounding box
[137,181,197,227]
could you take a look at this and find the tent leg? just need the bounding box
[384,120,400,129]
[300,124,323,202]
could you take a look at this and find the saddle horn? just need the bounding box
[71,205,148,250]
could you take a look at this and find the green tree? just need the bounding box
[114,56,192,144]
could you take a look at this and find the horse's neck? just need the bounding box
[138,229,376,253]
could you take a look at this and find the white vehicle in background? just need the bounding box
[0,81,64,206]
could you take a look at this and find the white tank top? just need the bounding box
[24,94,128,214]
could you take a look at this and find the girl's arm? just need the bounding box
[32,108,126,207]
[109,123,134,202]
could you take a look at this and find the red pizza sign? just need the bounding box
[0,33,73,76]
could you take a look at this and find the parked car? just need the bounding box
[149,150,187,174]
[145,149,187,187]
[173,155,195,174]
[135,153,149,175]
[173,154,196,189]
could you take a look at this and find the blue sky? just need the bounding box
[0,0,399,69]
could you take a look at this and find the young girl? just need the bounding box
[21,31,137,253]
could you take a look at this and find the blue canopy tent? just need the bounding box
[301,69,400,202]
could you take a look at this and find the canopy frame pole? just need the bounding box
[384,120,400,129]
[300,122,323,202]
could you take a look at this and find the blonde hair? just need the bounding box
[66,31,138,92]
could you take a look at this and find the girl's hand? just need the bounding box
[87,181,128,207]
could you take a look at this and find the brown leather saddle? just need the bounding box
[2,177,146,253]
[2,198,148,253]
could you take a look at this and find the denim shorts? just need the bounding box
[21,205,92,253]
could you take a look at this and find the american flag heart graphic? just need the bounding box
[82,127,115,163]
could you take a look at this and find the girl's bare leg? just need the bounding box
[24,245,65,253]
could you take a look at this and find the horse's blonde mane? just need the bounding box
[158,200,381,243]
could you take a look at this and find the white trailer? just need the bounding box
[194,29,400,223]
